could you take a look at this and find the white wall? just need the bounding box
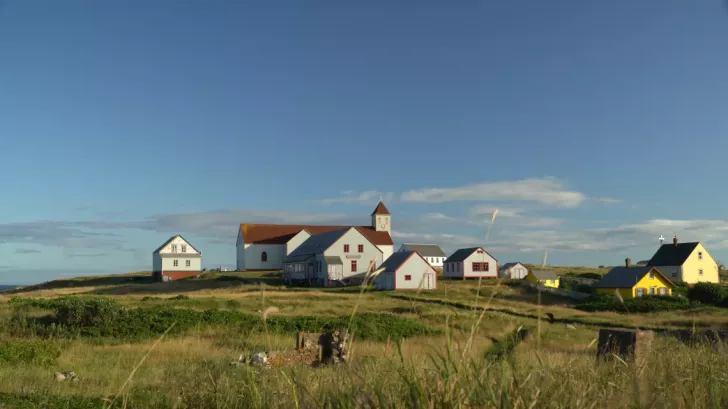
[378,245,394,263]
[161,257,201,271]
[425,256,444,267]
[395,254,437,290]
[243,243,286,270]
[463,250,497,277]
[500,264,528,279]
[324,228,383,279]
[158,236,200,255]
[286,230,311,255]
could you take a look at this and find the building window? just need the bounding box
[171,245,177,253]
[261,252,268,262]
[636,288,645,297]
[351,260,357,272]
[473,263,481,272]
[671,268,677,278]
[344,245,350,253]
[484,262,489,272]
[649,272,655,279]
[173,260,178,267]
[185,260,190,267]
[649,287,655,295]
[181,245,187,253]
[698,252,703,260]
[699,268,704,276]
[405,275,412,281]
[659,288,667,295]
[358,244,364,253]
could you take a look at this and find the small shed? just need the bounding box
[499,262,528,279]
[525,270,560,288]
[374,251,437,291]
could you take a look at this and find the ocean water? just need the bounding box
[0,285,19,291]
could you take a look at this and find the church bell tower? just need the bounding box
[371,201,391,235]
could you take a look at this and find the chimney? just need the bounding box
[673,235,678,247]
[625,258,631,267]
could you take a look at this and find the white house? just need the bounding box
[375,250,437,291]
[282,227,384,287]
[236,201,394,271]
[152,235,202,281]
[443,247,498,279]
[397,244,446,267]
[499,262,528,279]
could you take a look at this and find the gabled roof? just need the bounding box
[153,235,200,254]
[285,228,350,260]
[530,270,559,280]
[239,224,393,246]
[379,250,422,272]
[400,243,446,258]
[593,266,675,289]
[444,247,498,263]
[500,262,525,271]
[647,242,700,266]
[371,201,391,215]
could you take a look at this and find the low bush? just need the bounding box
[687,282,727,305]
[9,296,440,342]
[577,272,602,280]
[575,295,692,313]
[0,339,61,366]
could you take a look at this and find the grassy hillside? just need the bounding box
[0,269,727,408]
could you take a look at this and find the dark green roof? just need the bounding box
[593,266,675,289]
[378,251,418,271]
[647,242,700,266]
[444,247,498,263]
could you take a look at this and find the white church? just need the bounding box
[236,202,394,271]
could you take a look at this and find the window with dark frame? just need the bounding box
[358,244,364,253]
[484,262,489,272]
[173,260,178,267]
[404,275,412,281]
[351,260,357,272]
[699,252,703,260]
[181,245,187,253]
[344,244,350,253]
[473,263,480,272]
[185,260,190,267]
[261,252,268,262]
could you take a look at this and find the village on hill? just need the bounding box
[151,201,723,301]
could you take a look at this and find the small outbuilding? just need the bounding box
[443,247,498,279]
[152,234,202,281]
[499,262,528,279]
[525,270,560,288]
[374,251,437,291]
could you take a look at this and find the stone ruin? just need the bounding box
[231,329,349,369]
[596,328,654,365]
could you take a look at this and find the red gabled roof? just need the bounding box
[371,201,391,216]
[239,224,393,246]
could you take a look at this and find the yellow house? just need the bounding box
[646,235,719,284]
[593,264,675,299]
[525,270,560,288]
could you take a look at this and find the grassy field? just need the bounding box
[1,269,727,408]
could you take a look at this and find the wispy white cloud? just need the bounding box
[13,248,41,254]
[317,190,395,205]
[400,177,588,208]
[395,218,728,261]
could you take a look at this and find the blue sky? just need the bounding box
[2,0,728,284]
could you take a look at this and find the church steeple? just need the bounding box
[371,201,391,234]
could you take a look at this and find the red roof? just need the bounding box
[239,224,393,246]
[371,201,391,215]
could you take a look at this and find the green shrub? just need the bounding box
[0,339,61,366]
[575,295,691,313]
[169,294,190,301]
[575,284,592,294]
[9,296,439,342]
[577,272,602,280]
[687,283,727,305]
